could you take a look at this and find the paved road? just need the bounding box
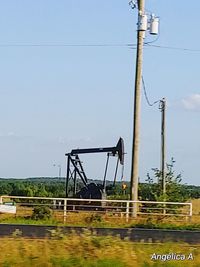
[0,224,199,244]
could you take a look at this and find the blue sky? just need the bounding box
[0,1,200,185]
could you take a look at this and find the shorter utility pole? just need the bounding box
[58,164,61,179]
[160,98,166,197]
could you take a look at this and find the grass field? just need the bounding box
[0,198,200,230]
[0,231,199,267]
[1,199,200,266]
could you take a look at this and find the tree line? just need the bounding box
[0,159,199,201]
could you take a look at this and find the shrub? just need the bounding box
[32,206,52,220]
[85,213,103,223]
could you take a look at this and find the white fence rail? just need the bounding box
[0,196,192,223]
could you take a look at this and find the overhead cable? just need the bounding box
[0,42,199,53]
[142,76,160,107]
[145,43,200,52]
[0,43,137,48]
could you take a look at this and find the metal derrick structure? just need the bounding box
[65,138,125,199]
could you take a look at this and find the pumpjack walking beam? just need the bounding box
[70,137,124,165]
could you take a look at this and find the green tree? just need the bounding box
[143,158,188,202]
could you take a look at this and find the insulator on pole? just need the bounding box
[138,13,148,31]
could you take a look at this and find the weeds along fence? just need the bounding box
[0,196,192,223]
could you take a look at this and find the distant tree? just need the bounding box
[184,185,200,199]
[0,182,12,195]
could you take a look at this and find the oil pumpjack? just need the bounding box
[65,137,124,199]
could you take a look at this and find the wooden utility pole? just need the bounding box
[130,0,145,217]
[160,98,166,196]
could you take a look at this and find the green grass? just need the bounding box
[1,258,126,267]
[0,233,199,267]
[1,215,200,231]
[131,222,200,231]
[0,216,61,225]
[50,258,126,267]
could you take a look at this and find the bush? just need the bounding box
[32,206,52,220]
[85,213,103,224]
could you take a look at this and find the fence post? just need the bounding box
[63,199,67,223]
[188,202,192,222]
[189,203,193,217]
[133,201,138,217]
[126,201,130,222]
[53,199,56,209]
[163,202,166,215]
[0,196,2,204]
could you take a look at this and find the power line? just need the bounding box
[0,43,137,48]
[0,42,199,52]
[142,76,160,107]
[145,43,200,52]
[144,30,160,45]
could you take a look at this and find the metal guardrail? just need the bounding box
[0,195,192,223]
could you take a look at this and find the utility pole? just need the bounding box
[160,98,166,197]
[130,0,159,217]
[53,164,62,180]
[130,0,145,217]
[58,164,61,179]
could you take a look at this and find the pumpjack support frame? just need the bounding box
[65,137,124,199]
